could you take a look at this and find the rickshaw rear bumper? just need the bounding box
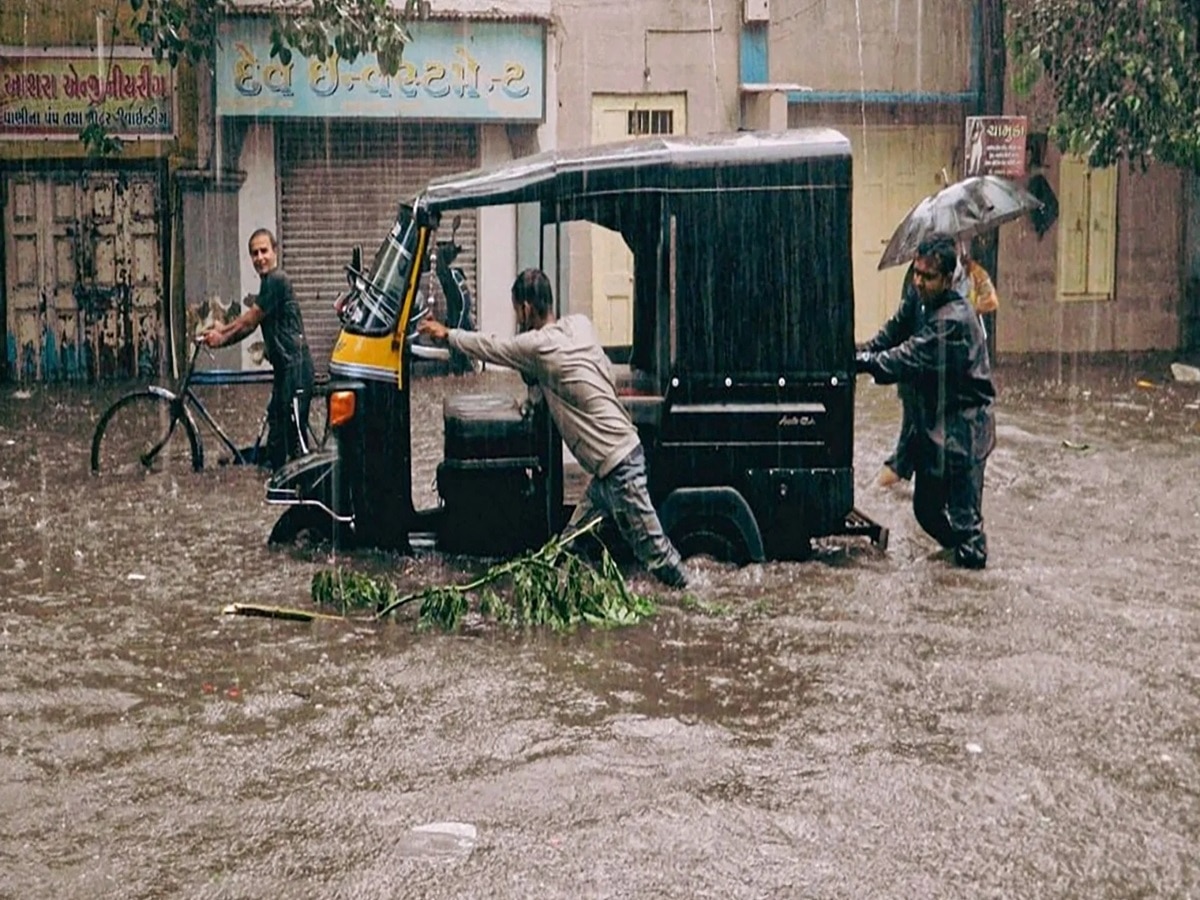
[266,447,355,524]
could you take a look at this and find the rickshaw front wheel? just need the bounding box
[269,506,336,547]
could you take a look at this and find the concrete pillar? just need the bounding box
[175,167,245,372]
[740,87,793,131]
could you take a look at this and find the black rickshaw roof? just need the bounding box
[417,128,851,212]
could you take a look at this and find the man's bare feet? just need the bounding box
[876,465,902,488]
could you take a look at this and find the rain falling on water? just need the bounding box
[1,1,1198,897]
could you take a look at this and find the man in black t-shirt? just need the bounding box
[201,228,315,470]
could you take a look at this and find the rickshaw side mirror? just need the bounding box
[346,246,363,288]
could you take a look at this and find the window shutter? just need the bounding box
[1057,156,1089,296]
[1086,165,1117,297]
[1057,155,1117,301]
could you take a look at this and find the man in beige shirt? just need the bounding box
[419,268,689,588]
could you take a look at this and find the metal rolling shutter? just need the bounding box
[279,122,479,371]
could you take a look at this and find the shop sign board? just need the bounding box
[216,18,545,122]
[0,48,174,140]
[965,115,1028,178]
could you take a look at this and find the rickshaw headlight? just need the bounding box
[329,391,356,427]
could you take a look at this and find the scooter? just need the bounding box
[433,215,478,375]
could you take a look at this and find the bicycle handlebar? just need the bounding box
[177,334,218,390]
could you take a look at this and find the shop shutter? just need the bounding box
[279,122,479,372]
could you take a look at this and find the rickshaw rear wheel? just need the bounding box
[670,516,751,566]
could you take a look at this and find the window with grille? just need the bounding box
[627,109,674,136]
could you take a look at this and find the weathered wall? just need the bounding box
[771,0,975,94]
[0,0,203,380]
[997,152,1184,354]
[998,63,1185,354]
[553,0,742,150]
[0,0,199,165]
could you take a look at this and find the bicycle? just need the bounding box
[90,339,326,476]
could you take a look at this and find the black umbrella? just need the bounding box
[877,175,1043,270]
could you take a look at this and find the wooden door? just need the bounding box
[3,171,163,382]
[588,93,686,346]
[848,126,959,342]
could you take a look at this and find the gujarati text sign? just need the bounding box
[965,115,1028,178]
[0,48,174,140]
[216,18,544,121]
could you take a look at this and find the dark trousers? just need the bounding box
[266,351,315,471]
[885,382,918,480]
[913,455,988,568]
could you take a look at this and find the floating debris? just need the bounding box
[222,603,345,623]
[316,517,656,632]
[1169,362,1200,383]
[394,822,478,861]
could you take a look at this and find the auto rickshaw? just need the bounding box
[266,128,887,561]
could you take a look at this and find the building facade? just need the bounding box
[999,85,1187,353]
[211,2,552,373]
[0,0,200,382]
[537,0,1191,354]
[1,0,1191,383]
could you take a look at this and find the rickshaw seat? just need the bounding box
[611,364,657,395]
[612,364,665,427]
[442,393,536,461]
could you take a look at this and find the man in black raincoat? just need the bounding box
[855,233,995,569]
[865,262,923,487]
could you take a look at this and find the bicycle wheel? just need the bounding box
[91,390,202,475]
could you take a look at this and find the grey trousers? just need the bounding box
[566,445,682,574]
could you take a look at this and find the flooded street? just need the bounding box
[1,357,1198,899]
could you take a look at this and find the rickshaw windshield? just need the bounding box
[340,208,419,335]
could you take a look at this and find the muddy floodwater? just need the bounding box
[1,354,1198,899]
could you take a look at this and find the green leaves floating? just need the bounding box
[311,568,398,615]
[310,518,656,632]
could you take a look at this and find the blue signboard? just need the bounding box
[216,17,544,121]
